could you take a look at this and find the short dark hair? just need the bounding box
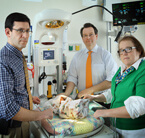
[80,23,98,37]
[118,35,145,58]
[5,12,30,31]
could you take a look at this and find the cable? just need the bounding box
[72,5,124,42]
[114,28,123,42]
[39,72,47,83]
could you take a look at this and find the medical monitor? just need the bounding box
[112,1,145,26]
[43,50,54,60]
[36,48,59,66]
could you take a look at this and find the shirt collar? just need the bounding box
[85,44,98,54]
[6,42,23,58]
[120,57,145,74]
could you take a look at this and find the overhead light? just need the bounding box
[39,20,64,29]
[45,20,64,29]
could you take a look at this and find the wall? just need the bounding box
[109,0,145,66]
[0,0,145,95]
[0,0,107,67]
[0,0,144,66]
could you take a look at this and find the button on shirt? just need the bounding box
[67,44,118,92]
[0,43,29,121]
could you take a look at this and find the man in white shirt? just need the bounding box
[63,23,118,99]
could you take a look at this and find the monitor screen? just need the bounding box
[112,1,145,26]
[43,50,54,60]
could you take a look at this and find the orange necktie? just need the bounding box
[23,55,33,110]
[86,51,93,90]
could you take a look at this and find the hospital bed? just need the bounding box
[30,97,119,138]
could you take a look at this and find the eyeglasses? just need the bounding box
[12,28,32,34]
[83,33,94,38]
[118,47,136,55]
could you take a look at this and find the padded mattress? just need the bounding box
[39,102,104,137]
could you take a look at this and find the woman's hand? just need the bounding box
[93,110,105,118]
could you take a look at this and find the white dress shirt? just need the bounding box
[67,44,118,92]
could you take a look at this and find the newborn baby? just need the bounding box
[43,95,90,119]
